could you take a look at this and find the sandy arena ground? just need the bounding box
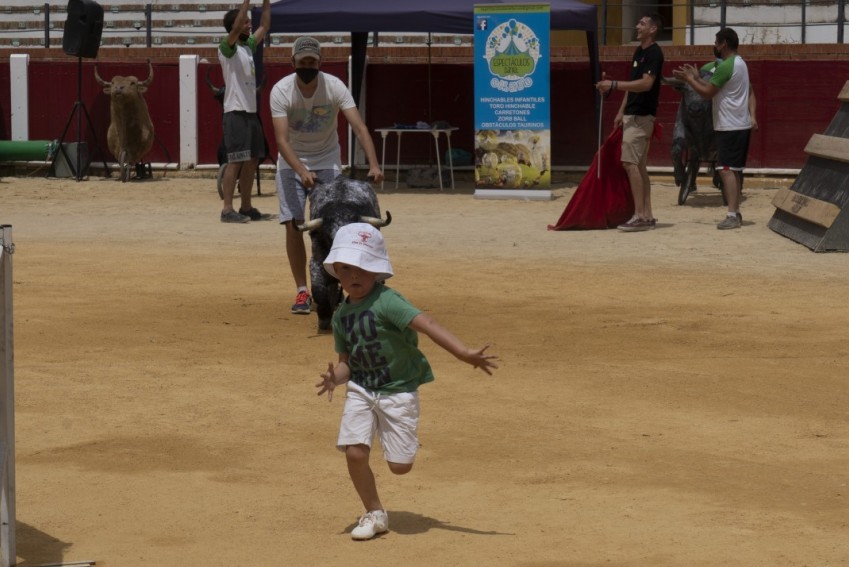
[1,170,848,566]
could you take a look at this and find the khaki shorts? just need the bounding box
[621,114,655,166]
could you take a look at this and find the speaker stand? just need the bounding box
[54,56,108,181]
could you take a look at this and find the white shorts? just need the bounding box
[336,381,420,464]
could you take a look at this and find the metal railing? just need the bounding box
[600,0,848,45]
[0,3,475,49]
[1,0,848,48]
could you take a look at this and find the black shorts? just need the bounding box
[223,111,265,164]
[715,129,751,171]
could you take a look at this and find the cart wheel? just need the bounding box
[135,162,149,180]
[678,161,698,205]
[217,164,226,200]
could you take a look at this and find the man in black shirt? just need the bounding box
[596,14,664,232]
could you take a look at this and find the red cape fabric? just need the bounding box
[548,127,634,230]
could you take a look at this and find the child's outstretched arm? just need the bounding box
[409,313,498,375]
[315,355,351,402]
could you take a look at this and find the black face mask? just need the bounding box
[296,68,319,84]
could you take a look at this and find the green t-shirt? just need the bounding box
[702,55,751,131]
[699,59,720,78]
[332,284,435,393]
[217,35,258,113]
[218,34,257,58]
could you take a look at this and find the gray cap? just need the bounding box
[292,36,321,62]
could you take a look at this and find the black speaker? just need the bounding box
[62,0,104,59]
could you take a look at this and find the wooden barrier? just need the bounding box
[768,81,849,252]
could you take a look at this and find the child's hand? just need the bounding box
[315,362,337,402]
[463,345,499,376]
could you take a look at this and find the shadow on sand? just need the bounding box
[341,510,514,538]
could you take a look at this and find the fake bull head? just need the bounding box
[297,211,392,233]
[93,60,154,95]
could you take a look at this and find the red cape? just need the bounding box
[548,127,634,230]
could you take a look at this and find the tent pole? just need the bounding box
[427,32,432,125]
[350,32,369,176]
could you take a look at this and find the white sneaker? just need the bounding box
[351,510,389,540]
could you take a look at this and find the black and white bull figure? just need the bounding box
[663,75,718,190]
[296,176,391,331]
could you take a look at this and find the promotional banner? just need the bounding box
[474,4,551,198]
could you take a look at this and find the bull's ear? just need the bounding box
[137,85,148,94]
[102,87,111,94]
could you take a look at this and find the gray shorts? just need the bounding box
[222,111,264,163]
[276,168,340,223]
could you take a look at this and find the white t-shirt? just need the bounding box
[708,55,751,131]
[218,36,257,113]
[269,72,356,171]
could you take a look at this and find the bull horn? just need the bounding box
[661,76,685,87]
[139,59,154,87]
[360,211,392,228]
[93,64,109,87]
[205,67,225,97]
[296,218,323,232]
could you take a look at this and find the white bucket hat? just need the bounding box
[323,223,394,281]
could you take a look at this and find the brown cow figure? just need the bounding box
[94,61,155,182]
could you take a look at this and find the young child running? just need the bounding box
[315,223,498,540]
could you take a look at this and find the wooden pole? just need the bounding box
[0,224,16,567]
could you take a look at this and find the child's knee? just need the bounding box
[388,461,413,475]
[345,444,371,465]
